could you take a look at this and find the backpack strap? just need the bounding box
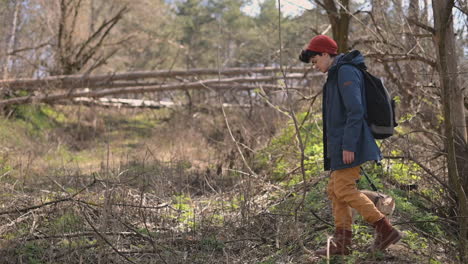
[360,166,378,192]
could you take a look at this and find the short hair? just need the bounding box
[299,50,337,63]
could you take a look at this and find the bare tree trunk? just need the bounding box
[52,0,127,75]
[3,0,21,80]
[399,0,418,110]
[422,0,430,25]
[432,0,468,261]
[407,0,419,47]
[316,0,351,53]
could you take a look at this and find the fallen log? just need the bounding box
[0,74,310,107]
[72,97,175,108]
[0,66,315,92]
[71,98,256,109]
[61,82,309,91]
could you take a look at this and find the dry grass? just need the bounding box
[0,103,457,263]
[0,104,288,263]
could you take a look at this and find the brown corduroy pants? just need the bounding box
[327,166,384,231]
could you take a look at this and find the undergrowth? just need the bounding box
[0,104,458,263]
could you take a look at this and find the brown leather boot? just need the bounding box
[371,217,401,252]
[315,228,352,256]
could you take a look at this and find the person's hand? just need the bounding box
[343,150,355,164]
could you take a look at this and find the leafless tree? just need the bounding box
[3,0,22,80]
[49,0,128,75]
[432,0,468,260]
[314,0,351,52]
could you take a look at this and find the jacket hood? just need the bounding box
[330,50,366,73]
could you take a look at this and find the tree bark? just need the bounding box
[317,0,351,53]
[432,0,468,261]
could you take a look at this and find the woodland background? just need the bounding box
[0,0,467,263]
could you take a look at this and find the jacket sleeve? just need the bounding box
[337,65,365,153]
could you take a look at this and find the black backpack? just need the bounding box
[338,61,398,139]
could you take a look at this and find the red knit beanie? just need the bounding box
[306,35,338,55]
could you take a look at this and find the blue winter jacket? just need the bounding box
[322,50,382,171]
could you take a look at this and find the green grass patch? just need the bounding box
[254,111,323,182]
[16,242,45,264]
[50,211,83,233]
[402,230,428,250]
[171,194,195,229]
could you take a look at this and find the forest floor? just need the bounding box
[0,104,457,263]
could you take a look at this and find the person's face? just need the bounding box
[310,53,333,73]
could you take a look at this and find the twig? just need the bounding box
[394,219,456,226]
[137,189,169,264]
[221,106,258,178]
[0,177,96,215]
[404,224,449,245]
[115,214,175,262]
[24,231,141,241]
[277,2,333,254]
[383,155,453,193]
[112,203,182,212]
[0,210,36,235]
[406,17,436,34]
[82,209,137,264]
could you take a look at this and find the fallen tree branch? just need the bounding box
[0,67,315,91]
[0,177,96,215]
[0,74,309,107]
[82,210,137,264]
[112,202,182,212]
[54,81,307,90]
[24,231,141,241]
[72,97,176,109]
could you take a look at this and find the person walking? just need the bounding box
[298,35,401,256]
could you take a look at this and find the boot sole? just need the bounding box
[372,229,402,252]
